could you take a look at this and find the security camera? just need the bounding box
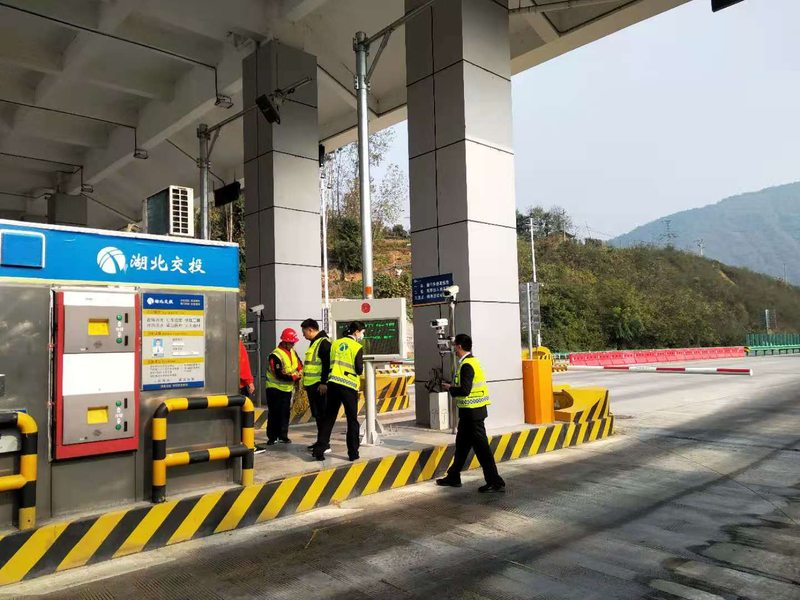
[249,304,265,314]
[430,318,448,329]
[442,285,460,298]
[256,94,281,125]
[240,327,254,337]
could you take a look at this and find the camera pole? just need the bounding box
[448,296,457,434]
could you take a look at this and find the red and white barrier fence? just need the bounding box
[567,365,753,376]
[568,347,746,366]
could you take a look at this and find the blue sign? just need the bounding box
[142,292,206,391]
[0,221,238,290]
[412,273,454,306]
[142,293,205,310]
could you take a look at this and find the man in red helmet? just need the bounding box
[262,328,303,446]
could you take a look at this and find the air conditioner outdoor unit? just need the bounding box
[144,186,194,238]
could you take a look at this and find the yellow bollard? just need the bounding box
[522,347,555,424]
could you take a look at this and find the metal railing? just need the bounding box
[152,395,254,503]
[0,412,37,530]
[746,333,800,347]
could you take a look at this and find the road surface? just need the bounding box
[8,355,800,600]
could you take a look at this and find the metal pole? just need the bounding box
[197,124,210,240]
[448,297,457,434]
[321,168,330,320]
[255,314,262,407]
[529,218,542,347]
[355,32,374,301]
[355,31,380,446]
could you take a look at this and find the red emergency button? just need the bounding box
[361,302,371,314]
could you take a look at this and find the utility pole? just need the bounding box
[661,219,677,248]
[695,238,704,257]
[784,262,787,284]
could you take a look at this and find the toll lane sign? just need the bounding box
[412,273,454,306]
[141,293,205,390]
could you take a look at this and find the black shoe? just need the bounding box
[307,444,316,451]
[279,438,292,444]
[265,440,277,446]
[436,477,462,488]
[478,483,506,494]
[312,453,325,461]
[348,455,359,462]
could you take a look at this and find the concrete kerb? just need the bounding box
[0,416,613,586]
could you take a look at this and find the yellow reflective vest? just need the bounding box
[303,336,329,387]
[453,356,490,409]
[266,346,299,393]
[328,336,362,391]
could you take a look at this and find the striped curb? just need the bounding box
[554,389,610,424]
[0,415,613,586]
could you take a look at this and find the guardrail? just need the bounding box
[746,333,800,346]
[0,412,37,530]
[152,394,254,504]
[746,345,800,356]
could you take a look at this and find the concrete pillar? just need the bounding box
[242,42,321,367]
[405,0,523,428]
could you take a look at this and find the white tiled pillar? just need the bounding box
[406,0,523,428]
[243,42,321,367]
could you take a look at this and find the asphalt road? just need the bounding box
[9,355,800,600]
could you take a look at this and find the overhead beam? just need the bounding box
[281,0,329,22]
[511,0,690,74]
[66,46,245,194]
[35,0,137,106]
[523,12,560,43]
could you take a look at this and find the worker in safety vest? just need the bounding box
[437,333,506,493]
[312,321,365,461]
[262,328,302,446]
[301,318,332,455]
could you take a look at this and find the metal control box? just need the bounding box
[54,290,140,459]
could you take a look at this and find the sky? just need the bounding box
[382,0,800,238]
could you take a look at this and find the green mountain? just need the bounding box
[611,182,800,285]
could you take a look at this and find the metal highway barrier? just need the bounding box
[152,394,255,503]
[0,411,37,530]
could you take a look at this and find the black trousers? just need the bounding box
[447,407,505,486]
[305,384,328,448]
[316,383,360,459]
[266,387,292,441]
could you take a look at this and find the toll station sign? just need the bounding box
[141,293,205,390]
[412,273,454,306]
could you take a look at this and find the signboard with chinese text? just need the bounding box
[0,220,238,290]
[141,293,206,390]
[412,273,454,307]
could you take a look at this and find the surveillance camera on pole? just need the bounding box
[196,77,312,239]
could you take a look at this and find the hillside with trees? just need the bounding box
[518,207,800,352]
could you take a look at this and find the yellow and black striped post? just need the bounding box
[152,395,255,503]
[0,412,37,530]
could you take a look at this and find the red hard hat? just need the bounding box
[280,328,299,343]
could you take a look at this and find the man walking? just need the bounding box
[263,328,302,446]
[437,334,506,493]
[301,318,332,455]
[313,321,365,462]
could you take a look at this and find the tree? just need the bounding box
[329,215,362,279]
